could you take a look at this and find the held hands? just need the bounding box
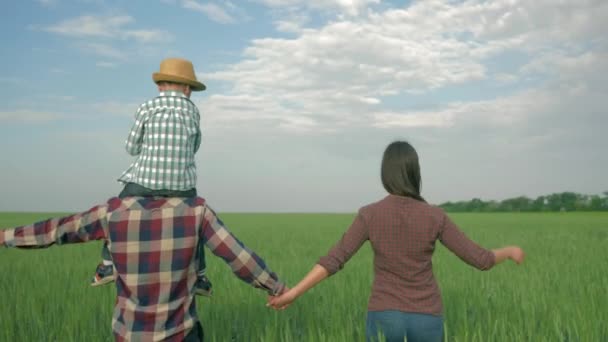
[267,287,297,311]
[267,264,330,311]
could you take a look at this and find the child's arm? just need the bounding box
[267,264,330,310]
[125,105,147,156]
[193,108,202,153]
[193,125,201,153]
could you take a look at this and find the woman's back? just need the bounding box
[366,195,445,315]
[319,194,495,316]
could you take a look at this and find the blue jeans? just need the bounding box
[366,311,444,342]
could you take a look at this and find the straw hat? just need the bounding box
[152,58,206,91]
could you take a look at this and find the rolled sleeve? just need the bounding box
[201,206,284,295]
[1,204,109,248]
[318,209,369,275]
[439,213,495,270]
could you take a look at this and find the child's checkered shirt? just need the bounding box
[118,90,201,191]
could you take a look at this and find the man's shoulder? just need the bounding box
[105,196,207,212]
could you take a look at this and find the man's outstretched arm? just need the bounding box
[200,206,285,296]
[0,204,109,248]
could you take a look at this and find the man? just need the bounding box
[0,196,285,341]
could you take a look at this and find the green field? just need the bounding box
[0,211,606,341]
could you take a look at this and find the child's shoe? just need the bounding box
[90,263,115,287]
[195,274,213,297]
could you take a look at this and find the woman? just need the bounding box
[268,141,525,342]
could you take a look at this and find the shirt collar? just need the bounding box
[158,90,188,98]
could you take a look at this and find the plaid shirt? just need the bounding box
[318,195,495,316]
[118,91,201,191]
[0,197,284,341]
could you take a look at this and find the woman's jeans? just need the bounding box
[366,311,444,342]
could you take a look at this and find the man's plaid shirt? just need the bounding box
[0,197,284,341]
[118,91,201,191]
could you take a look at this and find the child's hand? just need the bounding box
[509,246,525,264]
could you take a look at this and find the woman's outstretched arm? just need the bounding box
[267,264,329,310]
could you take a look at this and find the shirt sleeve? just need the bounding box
[318,209,369,275]
[125,104,147,156]
[192,108,201,153]
[438,212,495,270]
[0,204,109,248]
[200,206,285,295]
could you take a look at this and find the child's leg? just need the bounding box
[197,240,207,276]
[101,240,113,265]
[91,240,115,286]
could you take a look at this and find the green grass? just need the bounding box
[1,211,607,341]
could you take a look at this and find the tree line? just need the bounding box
[438,192,608,212]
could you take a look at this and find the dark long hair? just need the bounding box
[381,141,425,202]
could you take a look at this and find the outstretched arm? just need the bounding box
[269,210,369,309]
[200,206,285,296]
[439,213,524,269]
[268,264,329,310]
[0,204,109,248]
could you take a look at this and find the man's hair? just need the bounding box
[380,141,425,202]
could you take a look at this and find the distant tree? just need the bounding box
[590,195,603,211]
[546,193,563,211]
[467,198,486,212]
[531,196,547,211]
[439,191,608,212]
[559,192,578,211]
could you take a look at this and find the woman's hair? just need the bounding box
[381,141,425,202]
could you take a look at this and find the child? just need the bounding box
[91,57,213,296]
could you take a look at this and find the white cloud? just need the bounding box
[256,0,380,16]
[274,13,310,33]
[372,88,553,129]
[89,101,141,117]
[37,0,57,6]
[44,95,75,101]
[79,42,128,60]
[44,15,173,43]
[96,61,118,68]
[0,110,63,123]
[182,1,235,23]
[204,0,606,134]
[373,111,454,129]
[0,77,27,85]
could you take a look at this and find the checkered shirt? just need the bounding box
[318,195,496,316]
[118,91,201,191]
[0,197,284,341]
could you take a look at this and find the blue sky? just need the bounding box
[1,0,606,212]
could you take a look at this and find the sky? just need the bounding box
[0,0,606,213]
